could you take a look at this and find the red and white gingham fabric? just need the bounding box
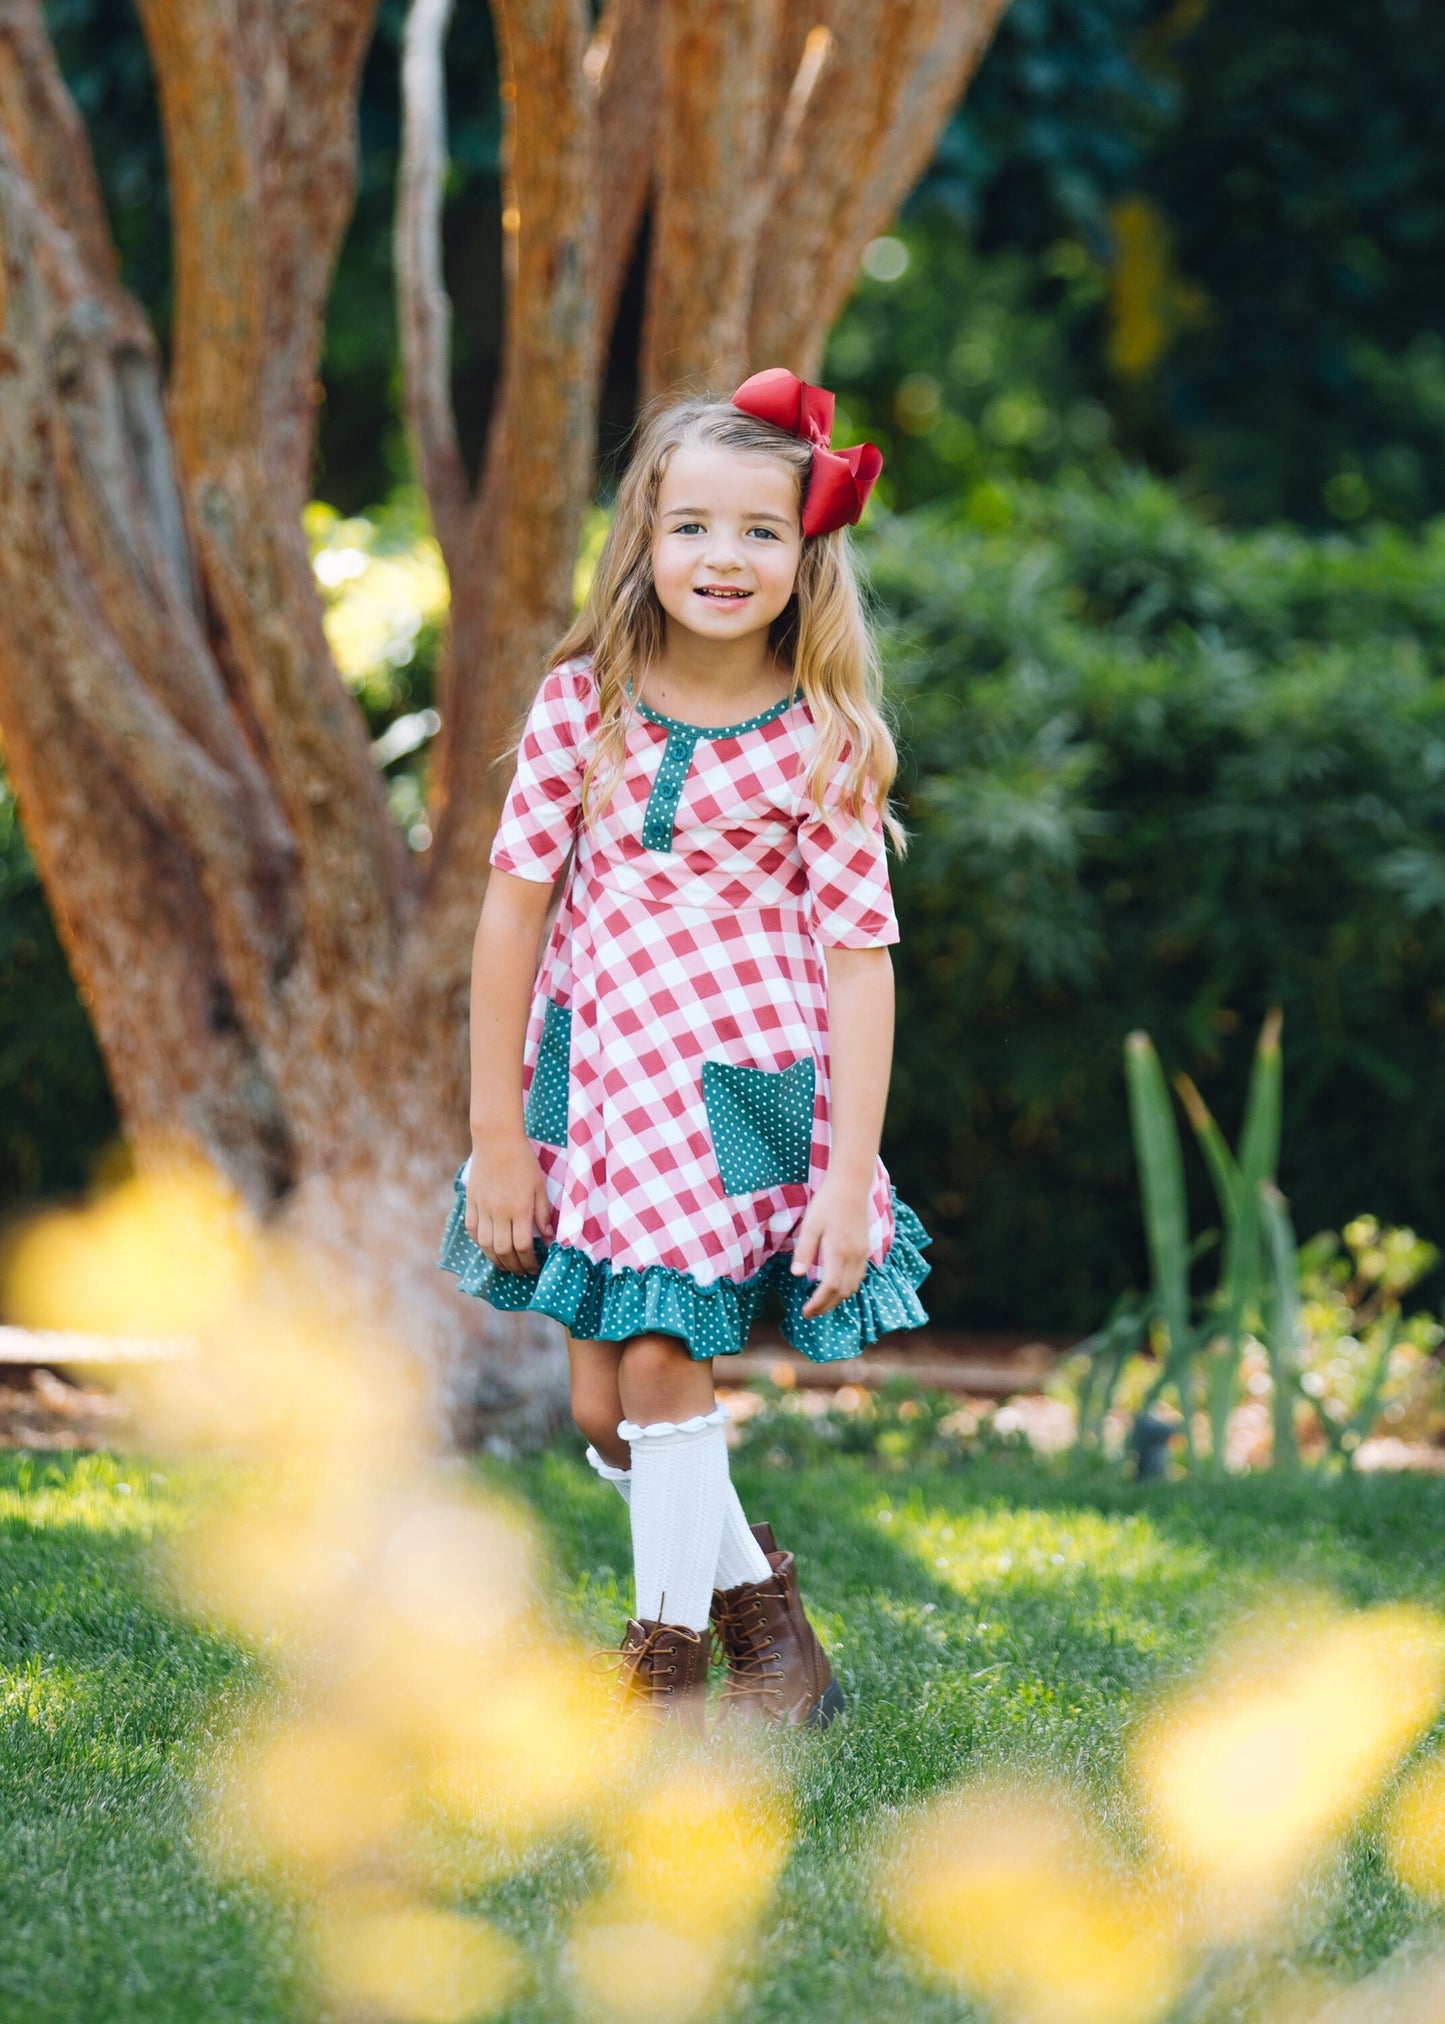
[487,656,901,1288]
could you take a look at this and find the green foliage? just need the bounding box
[1294,1218,1445,1461]
[1072,1016,1286,1470]
[1142,0,1445,524]
[727,1377,1031,1473]
[824,223,1116,515]
[0,782,116,1221]
[923,0,1169,248]
[875,473,1445,1331]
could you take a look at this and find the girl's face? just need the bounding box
[651,443,803,647]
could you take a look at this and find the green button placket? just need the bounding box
[632,688,801,854]
[641,724,700,852]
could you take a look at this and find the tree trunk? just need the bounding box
[0,0,1008,1439]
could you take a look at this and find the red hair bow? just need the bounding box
[730,367,883,538]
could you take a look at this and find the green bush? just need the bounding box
[876,472,1445,1331]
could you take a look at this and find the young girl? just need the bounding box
[439,368,931,1733]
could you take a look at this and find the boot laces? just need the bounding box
[715,1592,785,1701]
[591,1624,698,1710]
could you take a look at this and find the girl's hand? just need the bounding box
[466,1131,555,1275]
[791,1176,871,1318]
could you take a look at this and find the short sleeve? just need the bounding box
[488,660,593,884]
[797,749,900,948]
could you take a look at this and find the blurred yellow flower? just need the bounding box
[886,1778,1181,2024]
[1385,1752,1445,1902]
[218,1717,410,1876]
[1134,1601,1445,1937]
[5,1158,254,1339]
[570,1760,795,2019]
[311,1898,522,2023]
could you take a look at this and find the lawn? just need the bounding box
[3,1443,1445,2023]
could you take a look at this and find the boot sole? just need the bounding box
[805,1678,847,1729]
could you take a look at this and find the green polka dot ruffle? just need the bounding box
[437,1165,932,1364]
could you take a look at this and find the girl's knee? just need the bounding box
[619,1331,714,1423]
[572,1396,621,1453]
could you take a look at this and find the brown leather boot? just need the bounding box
[606,1617,710,1736]
[710,1523,846,1730]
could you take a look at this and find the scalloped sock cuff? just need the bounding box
[620,1407,729,1632]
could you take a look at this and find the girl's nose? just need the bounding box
[701,543,745,572]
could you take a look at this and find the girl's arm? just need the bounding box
[465,868,559,1276]
[791,944,895,1317]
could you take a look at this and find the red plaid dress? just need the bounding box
[441,654,930,1360]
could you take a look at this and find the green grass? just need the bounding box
[3,1445,1445,2022]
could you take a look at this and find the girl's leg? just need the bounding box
[567,1331,628,1476]
[616,1334,769,1631]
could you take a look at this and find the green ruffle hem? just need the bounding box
[437,1167,931,1364]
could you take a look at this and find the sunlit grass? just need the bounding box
[4,1446,1445,2020]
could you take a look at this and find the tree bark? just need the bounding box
[639,0,778,402]
[0,0,1007,1437]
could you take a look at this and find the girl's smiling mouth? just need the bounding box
[694,585,753,600]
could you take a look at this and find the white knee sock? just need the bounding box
[585,1445,632,1502]
[591,1424,771,1594]
[586,1424,773,1594]
[714,1481,774,1589]
[619,1407,732,1633]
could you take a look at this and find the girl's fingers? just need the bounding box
[801,1248,866,1316]
[510,1217,539,1275]
[474,1205,549,1275]
[791,1210,821,1277]
[534,1182,555,1241]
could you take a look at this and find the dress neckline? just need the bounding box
[628,683,801,741]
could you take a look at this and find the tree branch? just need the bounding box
[134,0,407,980]
[761,0,823,145]
[589,0,658,366]
[419,0,597,984]
[749,0,1009,376]
[396,0,470,578]
[0,131,300,1018]
[0,645,297,1203]
[640,0,779,402]
[250,0,384,511]
[0,0,114,280]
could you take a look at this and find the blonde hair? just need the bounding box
[527,392,905,854]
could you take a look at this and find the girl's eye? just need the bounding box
[675,521,704,536]
[749,526,781,540]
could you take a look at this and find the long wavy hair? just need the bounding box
[516,393,905,853]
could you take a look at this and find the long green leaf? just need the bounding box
[1174,1072,1241,1226]
[1078,1301,1152,1446]
[1344,1316,1401,1465]
[1125,1031,1192,1365]
[1210,1009,1284,1467]
[1260,1182,1302,1471]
